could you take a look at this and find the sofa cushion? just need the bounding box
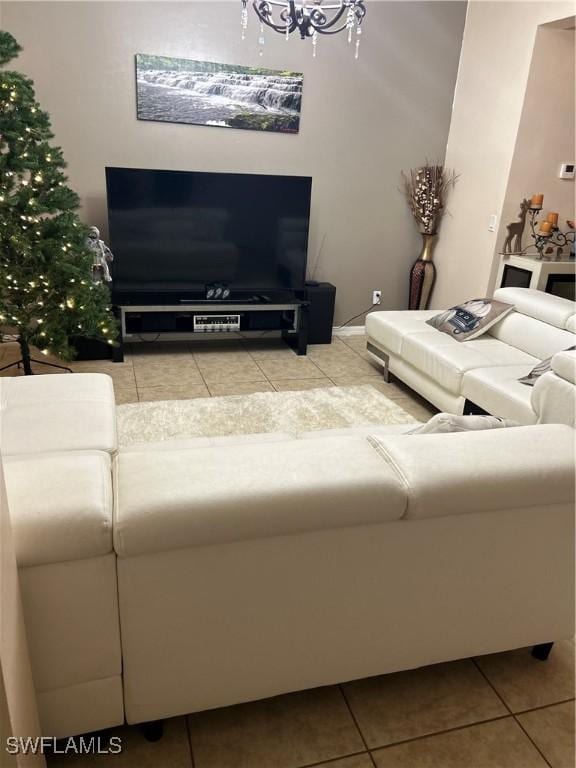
[114,436,407,557]
[488,311,575,360]
[0,374,117,456]
[552,349,576,385]
[462,366,537,424]
[4,451,113,567]
[365,310,438,355]
[369,425,575,520]
[493,287,576,330]
[400,331,537,394]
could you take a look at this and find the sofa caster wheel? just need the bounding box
[142,720,164,742]
[531,642,554,661]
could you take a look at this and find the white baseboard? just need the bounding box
[333,325,366,337]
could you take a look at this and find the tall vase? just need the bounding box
[409,233,438,310]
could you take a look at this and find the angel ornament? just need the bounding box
[86,226,114,284]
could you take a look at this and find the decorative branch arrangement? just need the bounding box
[401,163,458,235]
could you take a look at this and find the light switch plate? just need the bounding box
[559,163,575,180]
[488,214,498,232]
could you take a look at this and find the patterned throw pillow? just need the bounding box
[518,346,576,386]
[426,298,514,342]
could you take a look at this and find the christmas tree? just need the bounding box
[0,31,116,375]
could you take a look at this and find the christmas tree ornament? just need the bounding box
[86,226,114,284]
[0,32,117,375]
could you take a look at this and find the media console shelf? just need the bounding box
[113,300,309,362]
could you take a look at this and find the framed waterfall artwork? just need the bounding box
[135,54,303,134]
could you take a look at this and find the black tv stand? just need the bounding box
[113,298,309,362]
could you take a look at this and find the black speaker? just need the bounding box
[304,282,336,344]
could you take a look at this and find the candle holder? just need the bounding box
[528,207,575,260]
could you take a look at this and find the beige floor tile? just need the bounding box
[70,361,137,389]
[191,341,251,362]
[247,341,299,360]
[114,387,139,404]
[306,338,357,356]
[343,660,507,749]
[349,349,378,364]
[193,350,251,363]
[207,381,275,396]
[188,686,364,768]
[0,340,20,359]
[339,333,368,347]
[256,357,325,380]
[137,383,210,402]
[134,363,203,388]
[131,343,194,364]
[306,348,363,362]
[313,357,382,378]
[196,359,268,384]
[314,756,374,768]
[372,718,548,768]
[517,701,575,768]
[47,717,192,767]
[272,378,336,392]
[475,640,575,712]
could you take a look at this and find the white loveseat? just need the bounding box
[366,287,576,424]
[2,362,575,738]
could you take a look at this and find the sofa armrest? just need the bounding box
[552,349,576,385]
[531,350,576,426]
[369,424,575,520]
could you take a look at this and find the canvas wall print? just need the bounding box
[136,54,303,134]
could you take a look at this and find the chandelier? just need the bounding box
[240,1,367,58]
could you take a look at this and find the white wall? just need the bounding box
[2,1,466,323]
[431,0,576,309]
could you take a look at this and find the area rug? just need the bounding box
[116,385,417,448]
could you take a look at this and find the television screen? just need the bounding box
[105,167,312,298]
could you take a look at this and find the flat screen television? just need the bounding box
[105,167,312,301]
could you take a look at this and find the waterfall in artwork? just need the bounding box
[137,61,303,133]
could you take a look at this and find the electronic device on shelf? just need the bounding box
[105,167,312,305]
[105,167,317,362]
[193,314,241,333]
[205,283,231,300]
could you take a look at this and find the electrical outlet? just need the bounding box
[372,290,382,305]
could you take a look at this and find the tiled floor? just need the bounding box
[0,333,436,421]
[46,643,575,767]
[3,335,574,767]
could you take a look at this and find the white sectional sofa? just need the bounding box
[1,315,575,737]
[366,287,576,424]
[1,374,123,738]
